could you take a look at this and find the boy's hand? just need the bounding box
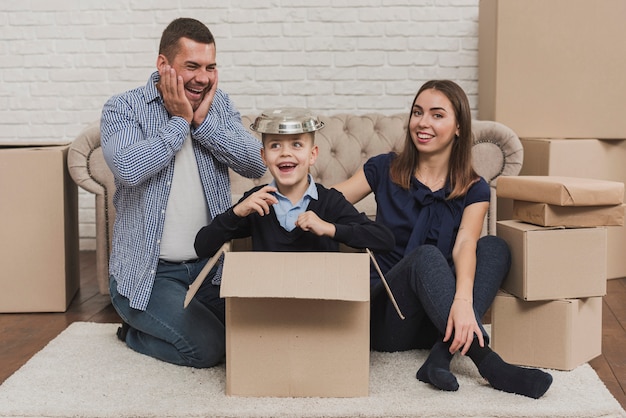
[192,69,218,128]
[295,211,336,237]
[158,65,193,124]
[233,185,278,217]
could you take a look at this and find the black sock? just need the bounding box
[416,341,459,391]
[467,341,553,399]
[116,321,130,342]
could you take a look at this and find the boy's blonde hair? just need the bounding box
[260,131,316,146]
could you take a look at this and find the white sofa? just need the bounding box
[67,114,523,294]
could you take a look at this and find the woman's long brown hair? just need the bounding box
[389,80,479,199]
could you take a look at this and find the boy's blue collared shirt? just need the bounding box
[270,174,318,231]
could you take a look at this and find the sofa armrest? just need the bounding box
[67,121,116,295]
[472,120,524,235]
[67,121,110,196]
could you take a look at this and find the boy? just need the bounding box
[194,108,394,257]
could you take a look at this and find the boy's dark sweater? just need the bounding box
[194,183,394,258]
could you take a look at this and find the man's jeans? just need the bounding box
[110,259,225,368]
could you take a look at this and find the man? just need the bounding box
[100,17,266,368]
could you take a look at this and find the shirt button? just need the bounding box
[150,270,155,275]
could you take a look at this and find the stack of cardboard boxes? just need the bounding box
[478,0,626,370]
[478,0,626,279]
[492,176,624,370]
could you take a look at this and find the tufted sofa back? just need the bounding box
[68,114,522,295]
[236,114,523,224]
[235,114,409,218]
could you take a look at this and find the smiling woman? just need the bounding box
[409,89,458,191]
[333,79,553,399]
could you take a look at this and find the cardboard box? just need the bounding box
[491,291,602,370]
[0,145,79,312]
[221,251,370,397]
[478,0,626,139]
[497,176,624,206]
[496,220,606,300]
[520,138,626,179]
[519,138,626,279]
[513,201,626,228]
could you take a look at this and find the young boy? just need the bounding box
[194,108,394,258]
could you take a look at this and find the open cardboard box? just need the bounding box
[491,291,602,371]
[220,251,370,398]
[184,244,388,398]
[496,220,607,301]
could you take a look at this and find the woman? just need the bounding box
[334,80,553,398]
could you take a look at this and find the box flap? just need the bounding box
[497,175,624,206]
[220,252,369,302]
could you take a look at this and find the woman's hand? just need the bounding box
[233,185,278,217]
[443,298,484,355]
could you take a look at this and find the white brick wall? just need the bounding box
[1,0,480,250]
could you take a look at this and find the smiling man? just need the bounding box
[100,18,266,368]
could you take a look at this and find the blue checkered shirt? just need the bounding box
[100,71,266,310]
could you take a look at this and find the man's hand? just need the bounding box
[191,69,218,128]
[296,211,335,237]
[158,65,193,124]
[233,185,278,217]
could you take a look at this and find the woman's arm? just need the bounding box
[332,168,372,205]
[444,201,489,355]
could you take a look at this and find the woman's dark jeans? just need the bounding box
[370,235,511,352]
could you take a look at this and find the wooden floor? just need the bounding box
[1,251,625,409]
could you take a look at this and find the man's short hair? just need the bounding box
[159,17,215,61]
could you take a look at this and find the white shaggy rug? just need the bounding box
[0,322,624,418]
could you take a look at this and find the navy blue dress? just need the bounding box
[363,153,490,282]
